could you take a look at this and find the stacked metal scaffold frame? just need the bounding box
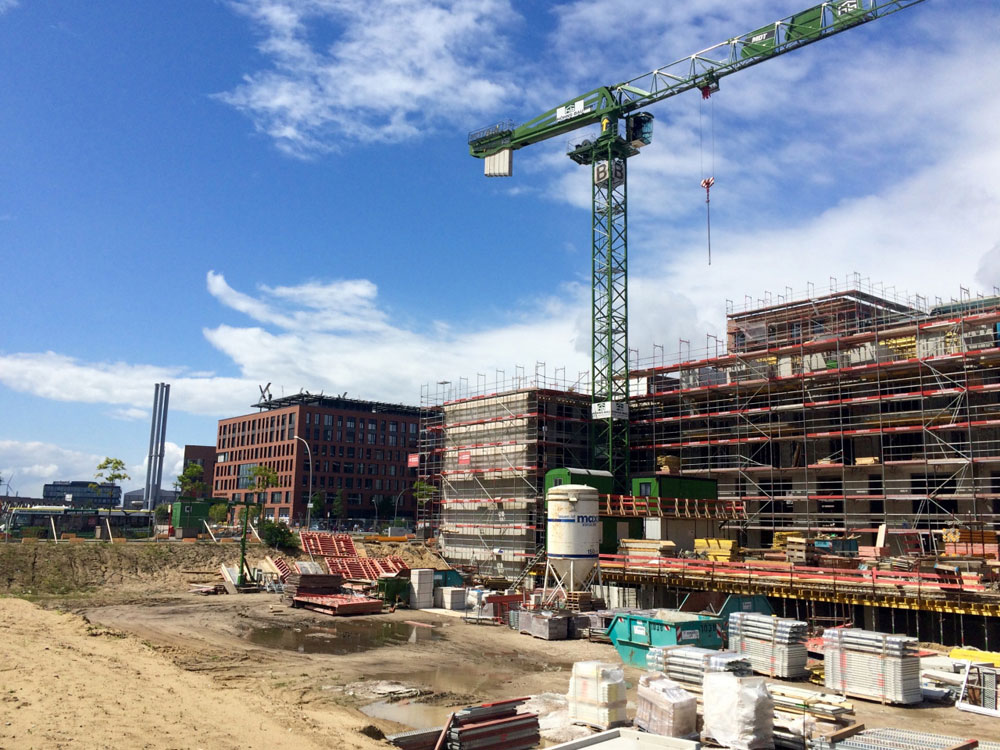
[629,274,1000,547]
[823,628,922,705]
[728,612,809,679]
[420,369,590,578]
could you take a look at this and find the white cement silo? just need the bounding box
[543,484,601,597]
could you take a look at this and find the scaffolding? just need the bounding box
[420,367,590,578]
[629,274,1000,546]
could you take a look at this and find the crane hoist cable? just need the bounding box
[699,84,716,265]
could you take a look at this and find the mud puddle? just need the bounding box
[246,619,442,654]
[360,700,455,730]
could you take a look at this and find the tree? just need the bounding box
[239,464,279,586]
[208,503,230,524]
[310,491,325,524]
[260,520,298,550]
[250,465,279,503]
[174,463,210,499]
[330,489,344,520]
[93,457,130,507]
[413,480,436,507]
[154,504,170,523]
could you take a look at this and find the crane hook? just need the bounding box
[700,177,715,265]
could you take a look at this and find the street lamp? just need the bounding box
[373,495,379,533]
[293,435,313,530]
[392,486,409,527]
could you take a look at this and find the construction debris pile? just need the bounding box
[729,612,809,679]
[824,628,922,705]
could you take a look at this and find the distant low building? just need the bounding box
[42,481,121,508]
[123,488,178,509]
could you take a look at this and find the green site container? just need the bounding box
[786,5,824,43]
[741,23,777,58]
[607,610,725,668]
[631,476,718,501]
[377,577,411,606]
[171,499,212,530]
[545,467,613,496]
[678,593,773,636]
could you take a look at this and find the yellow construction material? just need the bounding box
[949,648,1000,667]
[695,538,739,561]
[772,531,798,550]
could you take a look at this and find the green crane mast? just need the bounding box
[469,0,926,490]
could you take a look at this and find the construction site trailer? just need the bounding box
[545,468,614,495]
[171,499,213,537]
[631,476,717,501]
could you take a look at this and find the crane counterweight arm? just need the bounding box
[469,0,926,165]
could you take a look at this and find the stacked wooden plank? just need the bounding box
[823,629,921,705]
[619,538,677,558]
[565,591,593,611]
[785,536,818,565]
[694,538,739,562]
[729,613,809,679]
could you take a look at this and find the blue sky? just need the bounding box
[2,0,999,498]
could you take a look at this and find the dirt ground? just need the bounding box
[2,541,999,748]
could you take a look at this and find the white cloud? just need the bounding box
[110,407,148,421]
[0,351,255,417]
[219,0,520,156]
[0,440,103,499]
[0,1,19,15]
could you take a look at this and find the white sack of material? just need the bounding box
[702,672,774,750]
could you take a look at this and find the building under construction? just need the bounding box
[630,279,1000,550]
[421,279,1000,645]
[420,373,590,578]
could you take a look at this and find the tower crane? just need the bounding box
[469,0,926,490]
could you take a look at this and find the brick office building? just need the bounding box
[213,393,421,525]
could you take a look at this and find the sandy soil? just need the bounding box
[3,541,999,748]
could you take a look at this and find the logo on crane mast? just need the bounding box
[556,100,593,122]
[594,159,625,189]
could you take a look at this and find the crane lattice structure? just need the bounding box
[469,0,926,491]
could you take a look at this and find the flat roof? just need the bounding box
[249,392,420,417]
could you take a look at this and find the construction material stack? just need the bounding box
[567,661,628,730]
[634,673,697,738]
[647,646,752,686]
[434,586,467,610]
[702,672,774,750]
[729,613,809,678]
[695,538,739,562]
[409,568,434,609]
[445,699,539,750]
[823,628,922,704]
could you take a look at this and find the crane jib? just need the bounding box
[468,0,926,159]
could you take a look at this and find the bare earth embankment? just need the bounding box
[2,541,998,749]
